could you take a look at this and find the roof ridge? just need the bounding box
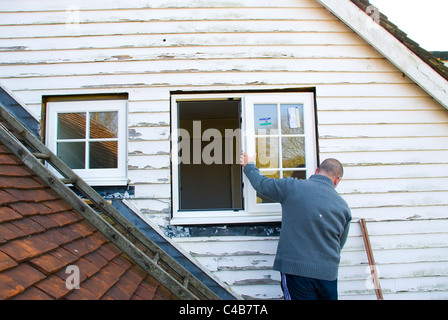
[350,0,448,81]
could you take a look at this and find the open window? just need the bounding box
[46,99,127,186]
[177,100,243,211]
[171,92,317,225]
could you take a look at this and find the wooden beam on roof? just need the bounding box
[317,0,448,110]
[0,102,225,300]
[0,121,199,300]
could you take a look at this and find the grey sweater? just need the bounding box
[243,163,352,281]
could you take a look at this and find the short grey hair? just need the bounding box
[317,158,344,179]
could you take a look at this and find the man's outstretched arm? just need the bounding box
[240,153,291,203]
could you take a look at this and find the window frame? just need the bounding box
[244,93,318,214]
[46,99,128,186]
[170,92,317,225]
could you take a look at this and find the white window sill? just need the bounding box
[170,211,281,226]
[77,176,128,187]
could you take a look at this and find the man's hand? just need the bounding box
[240,152,256,167]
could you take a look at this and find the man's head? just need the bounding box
[315,158,344,187]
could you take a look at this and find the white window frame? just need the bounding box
[46,99,128,186]
[170,92,317,225]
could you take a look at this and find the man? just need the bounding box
[240,153,351,300]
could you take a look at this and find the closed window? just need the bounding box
[244,93,317,214]
[46,100,127,186]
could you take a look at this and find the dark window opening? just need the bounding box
[177,100,243,211]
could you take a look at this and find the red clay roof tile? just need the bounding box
[50,247,78,265]
[62,238,97,258]
[46,211,81,227]
[0,176,44,189]
[72,257,100,279]
[44,228,79,247]
[0,234,59,262]
[77,271,113,299]
[11,217,45,235]
[10,286,52,300]
[111,255,133,272]
[154,284,176,300]
[0,163,33,177]
[0,222,27,242]
[0,252,17,272]
[41,199,75,213]
[0,154,20,166]
[63,286,98,300]
[8,202,54,216]
[68,221,96,238]
[35,274,70,299]
[0,274,24,299]
[131,282,156,300]
[0,240,38,261]
[30,253,67,275]
[3,264,46,288]
[30,214,59,229]
[0,206,22,223]
[95,242,121,261]
[0,132,181,300]
[5,188,59,203]
[0,190,17,204]
[134,276,159,300]
[104,277,136,300]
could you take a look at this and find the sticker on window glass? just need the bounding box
[288,107,301,129]
[259,117,272,126]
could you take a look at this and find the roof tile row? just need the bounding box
[0,138,177,300]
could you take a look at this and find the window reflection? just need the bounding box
[57,142,85,169]
[90,112,118,139]
[283,170,306,180]
[90,141,118,168]
[255,136,279,169]
[56,111,119,170]
[57,113,86,139]
[282,137,305,168]
[253,102,307,205]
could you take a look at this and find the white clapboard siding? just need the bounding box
[1,0,447,299]
[0,8,337,26]
[174,236,282,299]
[0,59,400,78]
[0,46,384,67]
[338,220,448,299]
[0,0,322,11]
[0,21,356,38]
[0,32,367,52]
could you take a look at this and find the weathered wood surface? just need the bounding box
[0,0,447,299]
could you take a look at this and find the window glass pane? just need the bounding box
[280,104,304,135]
[57,113,86,139]
[256,137,279,169]
[282,137,305,168]
[90,111,118,139]
[89,141,118,168]
[256,171,279,204]
[283,170,306,180]
[57,142,85,169]
[254,104,278,135]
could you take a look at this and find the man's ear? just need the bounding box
[314,168,319,174]
[334,177,342,187]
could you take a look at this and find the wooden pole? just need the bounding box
[359,218,384,300]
